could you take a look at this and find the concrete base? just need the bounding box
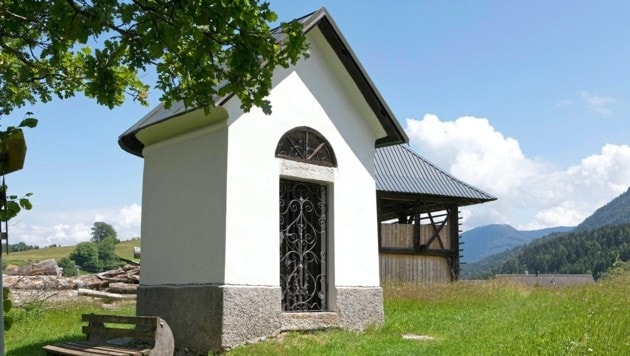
[137,284,225,353]
[137,284,383,354]
[137,285,280,354]
[221,286,282,348]
[280,312,339,331]
[336,286,384,330]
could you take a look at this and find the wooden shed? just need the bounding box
[375,145,496,283]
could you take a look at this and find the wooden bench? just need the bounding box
[43,314,174,356]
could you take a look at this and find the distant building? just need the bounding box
[495,274,595,286]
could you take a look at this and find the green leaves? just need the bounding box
[0,112,38,141]
[0,0,309,116]
[3,287,13,331]
[3,288,11,313]
[18,118,37,129]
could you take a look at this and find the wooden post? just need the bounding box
[448,205,460,281]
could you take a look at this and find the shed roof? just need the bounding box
[375,145,496,205]
[119,7,407,157]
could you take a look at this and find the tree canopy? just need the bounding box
[69,241,100,272]
[70,236,121,273]
[90,221,118,243]
[466,224,630,280]
[0,0,308,116]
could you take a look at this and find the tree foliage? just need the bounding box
[574,187,630,232]
[70,236,121,273]
[58,257,79,277]
[491,224,630,279]
[1,241,39,253]
[69,241,100,272]
[0,1,307,233]
[90,221,118,243]
[3,287,12,332]
[0,0,308,116]
[97,236,120,270]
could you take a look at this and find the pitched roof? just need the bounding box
[119,7,407,157]
[375,145,496,205]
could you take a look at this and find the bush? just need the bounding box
[69,238,121,273]
[98,236,121,271]
[69,242,101,272]
[57,257,78,277]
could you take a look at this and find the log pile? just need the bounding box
[78,265,140,297]
[6,259,61,276]
[4,264,141,302]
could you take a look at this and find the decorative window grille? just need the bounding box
[279,180,328,312]
[275,127,337,167]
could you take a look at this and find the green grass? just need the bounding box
[5,300,135,355]
[113,239,141,263]
[3,239,141,267]
[4,270,628,355]
[3,245,75,267]
[231,272,630,355]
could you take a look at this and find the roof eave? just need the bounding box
[304,8,408,147]
[119,7,408,156]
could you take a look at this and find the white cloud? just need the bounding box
[580,90,615,115]
[10,204,142,247]
[405,114,630,231]
[119,203,142,228]
[553,99,572,108]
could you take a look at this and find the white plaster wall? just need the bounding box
[140,123,229,285]
[222,28,383,288]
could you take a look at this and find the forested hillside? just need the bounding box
[461,225,574,262]
[462,187,630,279]
[490,224,630,279]
[461,247,522,279]
[574,187,630,232]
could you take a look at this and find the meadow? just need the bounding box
[2,239,141,268]
[5,268,628,355]
[231,271,629,355]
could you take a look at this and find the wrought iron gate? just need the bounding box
[279,180,328,312]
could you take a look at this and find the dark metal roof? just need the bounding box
[119,7,407,157]
[375,145,496,205]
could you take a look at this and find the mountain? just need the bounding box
[574,187,630,232]
[461,245,524,279]
[493,223,630,279]
[462,187,630,279]
[461,224,574,263]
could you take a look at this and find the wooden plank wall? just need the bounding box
[380,223,451,249]
[379,224,451,283]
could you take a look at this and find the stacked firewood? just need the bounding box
[4,263,141,302]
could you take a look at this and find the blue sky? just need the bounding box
[7,1,630,246]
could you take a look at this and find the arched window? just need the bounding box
[275,127,337,167]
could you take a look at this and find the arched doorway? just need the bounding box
[276,127,336,312]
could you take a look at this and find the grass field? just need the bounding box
[2,239,141,268]
[5,300,135,355]
[5,269,628,355]
[231,271,629,355]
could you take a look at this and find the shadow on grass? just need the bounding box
[7,335,84,356]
